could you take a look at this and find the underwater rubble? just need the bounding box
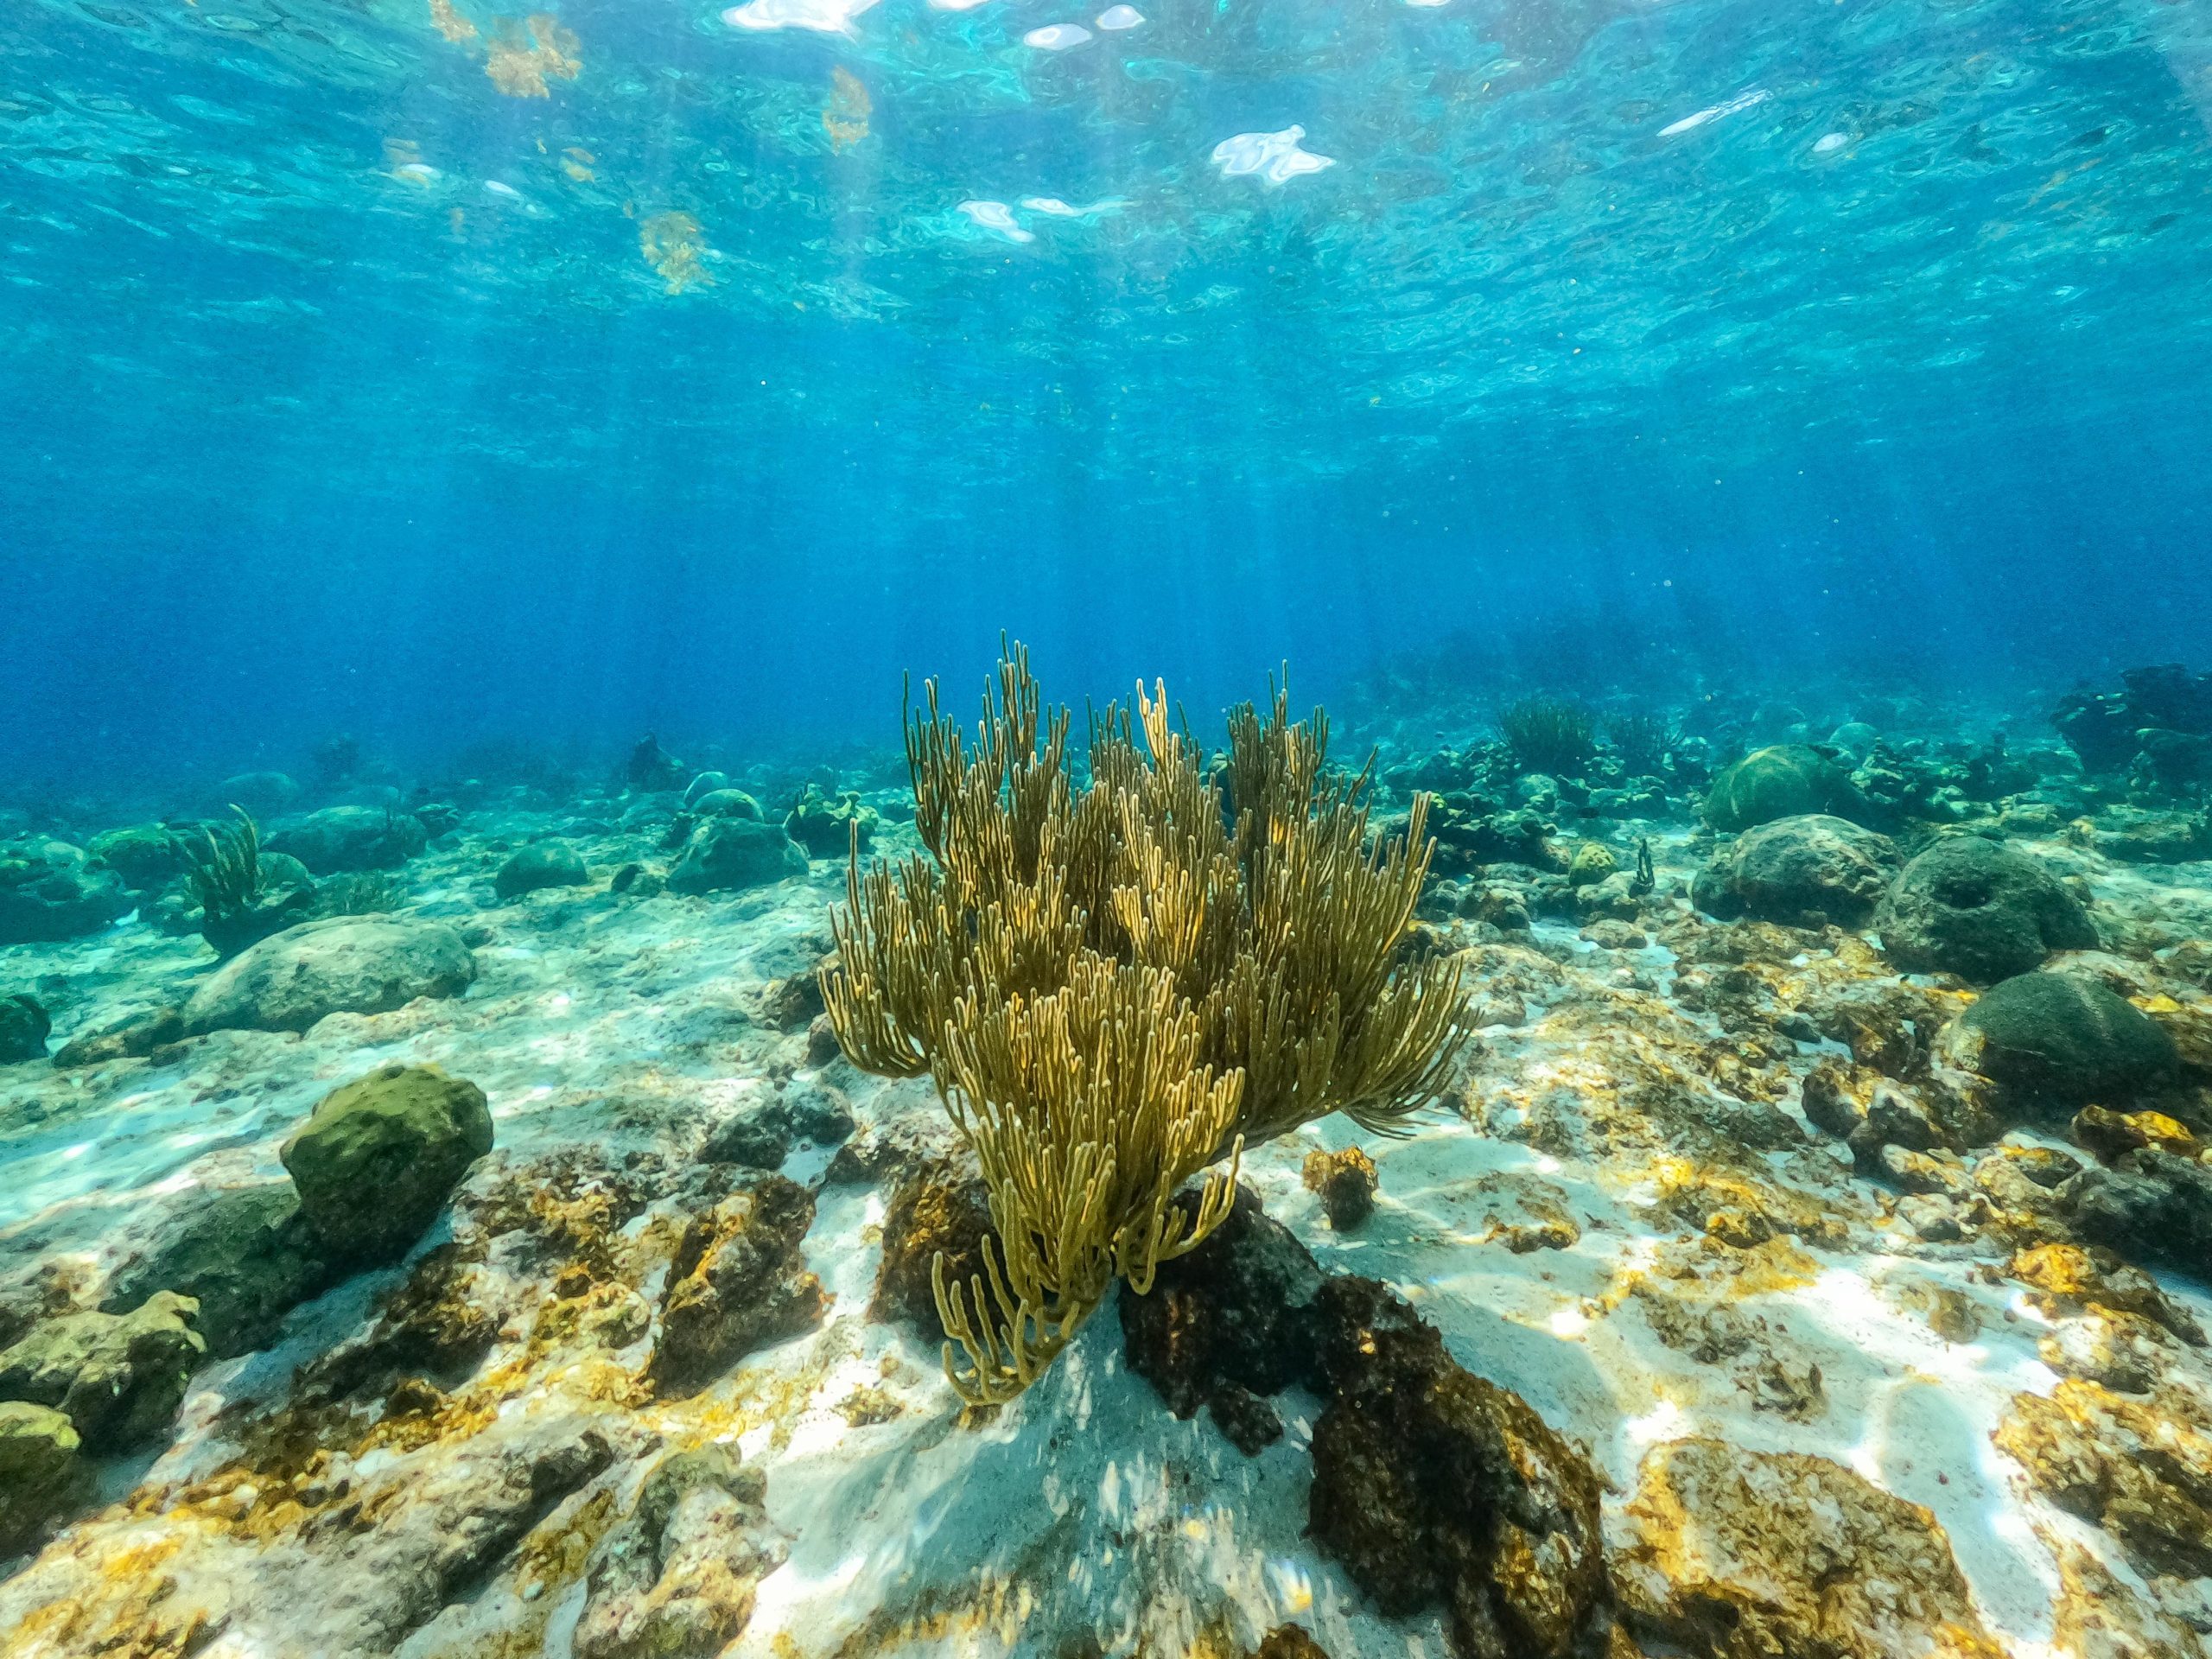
[0,665,2209,1658]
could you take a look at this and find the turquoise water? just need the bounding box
[5,0,2211,771]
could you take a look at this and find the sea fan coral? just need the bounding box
[823,645,1470,1403]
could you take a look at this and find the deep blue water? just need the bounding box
[5,0,2210,789]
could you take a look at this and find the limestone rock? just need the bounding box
[0,1293,206,1452]
[52,1005,184,1069]
[1993,1378,2212,1580]
[282,1064,494,1268]
[267,804,427,874]
[573,1445,784,1659]
[1703,746,1868,833]
[0,1402,90,1558]
[1696,814,1900,927]
[1937,972,2177,1108]
[184,915,475,1034]
[665,818,809,895]
[649,1175,823,1395]
[1877,836,2099,985]
[99,1185,333,1359]
[493,841,589,899]
[1614,1436,1999,1659]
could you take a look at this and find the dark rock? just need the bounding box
[52,1006,184,1069]
[1798,1059,1867,1138]
[494,841,589,899]
[2054,664,2212,774]
[0,1293,205,1452]
[1254,1628,1332,1659]
[785,785,878,857]
[2064,1147,2212,1280]
[650,1175,823,1395]
[1121,1184,1326,1421]
[0,993,50,1064]
[871,1159,996,1344]
[2071,1104,2200,1165]
[0,840,130,944]
[1695,815,1899,927]
[1703,746,1868,832]
[760,974,824,1031]
[666,819,809,896]
[1939,973,2177,1109]
[268,805,428,874]
[1302,1147,1377,1231]
[701,1103,791,1171]
[1307,1275,1609,1659]
[0,1402,92,1558]
[804,1014,842,1068]
[282,1064,495,1269]
[1877,836,2099,985]
[100,1185,332,1360]
[781,1080,854,1146]
[1207,1383,1284,1455]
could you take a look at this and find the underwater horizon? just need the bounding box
[8,0,2212,788]
[7,0,2212,1656]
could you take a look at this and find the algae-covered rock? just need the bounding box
[183,915,474,1034]
[494,840,589,899]
[0,1293,205,1452]
[2064,1147,2212,1281]
[1696,814,1899,927]
[1876,835,2098,984]
[666,818,809,896]
[650,1175,823,1395]
[1614,1436,1999,1659]
[869,1159,995,1346]
[1703,745,1867,832]
[1564,842,1617,890]
[1993,1377,2212,1580]
[88,823,185,890]
[0,840,130,944]
[281,1064,493,1268]
[267,804,427,874]
[0,1402,91,1557]
[785,785,878,857]
[1938,972,2177,1107]
[0,994,50,1064]
[100,1185,332,1359]
[1302,1147,1378,1230]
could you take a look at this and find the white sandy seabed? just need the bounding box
[1,814,2209,1659]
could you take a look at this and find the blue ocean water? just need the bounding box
[4,0,2210,786]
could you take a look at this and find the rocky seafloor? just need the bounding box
[3,671,2211,1659]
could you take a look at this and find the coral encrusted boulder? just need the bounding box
[1692,814,1900,927]
[0,839,130,944]
[1876,835,2098,984]
[1702,746,1867,832]
[99,1184,334,1359]
[1936,972,2177,1109]
[281,1064,494,1269]
[666,818,809,895]
[184,915,475,1034]
[0,993,50,1064]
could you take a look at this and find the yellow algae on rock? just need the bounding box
[639,211,715,294]
[1616,1436,2002,1659]
[486,14,581,99]
[1993,1378,2212,1579]
[823,66,871,151]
